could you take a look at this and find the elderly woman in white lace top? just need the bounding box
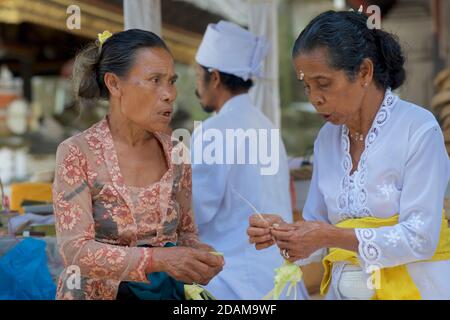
[247,10,450,300]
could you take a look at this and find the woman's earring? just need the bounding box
[364,82,368,87]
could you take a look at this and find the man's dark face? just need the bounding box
[195,88,215,113]
[194,64,216,113]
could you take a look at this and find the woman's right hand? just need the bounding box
[247,214,285,250]
[150,247,224,285]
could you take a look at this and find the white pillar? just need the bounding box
[124,0,162,36]
[247,0,281,128]
[333,0,346,10]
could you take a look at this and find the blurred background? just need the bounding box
[0,0,450,185]
[0,0,449,185]
[0,0,450,299]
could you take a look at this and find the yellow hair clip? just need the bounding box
[97,30,112,45]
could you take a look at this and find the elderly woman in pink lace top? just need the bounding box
[53,29,224,300]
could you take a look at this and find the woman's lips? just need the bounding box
[322,114,331,120]
[158,109,173,120]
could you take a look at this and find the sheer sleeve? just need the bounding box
[175,163,202,247]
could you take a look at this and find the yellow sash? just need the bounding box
[320,212,450,300]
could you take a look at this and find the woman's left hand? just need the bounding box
[271,221,330,263]
[192,242,216,252]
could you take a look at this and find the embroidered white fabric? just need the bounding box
[302,89,450,299]
[337,89,398,222]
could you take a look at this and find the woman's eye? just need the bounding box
[318,82,330,89]
[150,77,160,83]
[170,79,177,85]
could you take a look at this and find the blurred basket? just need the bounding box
[433,68,450,155]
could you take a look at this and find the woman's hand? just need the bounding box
[271,221,330,263]
[247,214,285,250]
[150,247,225,285]
[190,242,217,253]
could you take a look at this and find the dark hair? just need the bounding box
[201,66,254,93]
[292,10,405,90]
[72,29,170,102]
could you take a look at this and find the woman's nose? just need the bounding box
[162,85,177,103]
[312,94,324,107]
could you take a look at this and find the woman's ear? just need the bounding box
[358,58,374,87]
[104,72,122,98]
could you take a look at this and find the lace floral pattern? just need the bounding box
[339,89,398,264]
[54,191,83,232]
[356,228,382,264]
[337,89,398,222]
[53,118,200,299]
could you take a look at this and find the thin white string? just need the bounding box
[231,186,279,245]
[231,186,268,224]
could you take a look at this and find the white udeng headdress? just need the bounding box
[195,20,269,81]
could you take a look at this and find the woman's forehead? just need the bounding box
[131,47,175,74]
[294,48,335,78]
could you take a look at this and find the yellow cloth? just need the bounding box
[320,212,450,300]
[10,182,52,214]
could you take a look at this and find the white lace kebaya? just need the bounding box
[302,89,450,299]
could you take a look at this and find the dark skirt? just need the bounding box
[116,242,185,300]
